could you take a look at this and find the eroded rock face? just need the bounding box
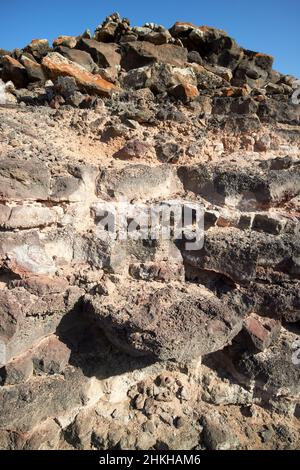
[0,11,299,451]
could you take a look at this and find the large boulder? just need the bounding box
[1,56,28,88]
[169,21,199,37]
[249,282,300,323]
[20,55,46,82]
[85,282,243,361]
[182,227,259,283]
[122,63,197,94]
[236,327,300,397]
[121,41,188,71]
[96,164,182,200]
[0,365,91,432]
[0,282,82,365]
[55,46,97,73]
[211,326,300,399]
[76,38,121,69]
[258,97,300,124]
[42,52,118,96]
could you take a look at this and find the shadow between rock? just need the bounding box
[55,298,155,380]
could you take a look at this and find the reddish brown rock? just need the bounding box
[169,22,199,36]
[23,419,61,450]
[77,38,121,68]
[244,313,281,351]
[94,22,118,42]
[1,56,28,88]
[143,31,171,45]
[24,39,50,60]
[42,52,118,97]
[14,276,69,296]
[32,335,71,374]
[254,135,271,152]
[53,35,77,48]
[216,216,235,228]
[0,159,51,201]
[20,55,46,82]
[222,86,250,97]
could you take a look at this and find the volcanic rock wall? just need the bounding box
[0,13,299,450]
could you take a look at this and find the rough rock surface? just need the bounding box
[0,12,299,451]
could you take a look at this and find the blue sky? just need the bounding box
[1,0,299,77]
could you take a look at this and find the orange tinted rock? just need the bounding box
[53,35,77,48]
[42,52,118,97]
[244,313,280,351]
[2,56,28,88]
[169,83,199,102]
[121,41,188,71]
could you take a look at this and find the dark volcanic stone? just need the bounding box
[85,283,243,361]
[121,41,188,71]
